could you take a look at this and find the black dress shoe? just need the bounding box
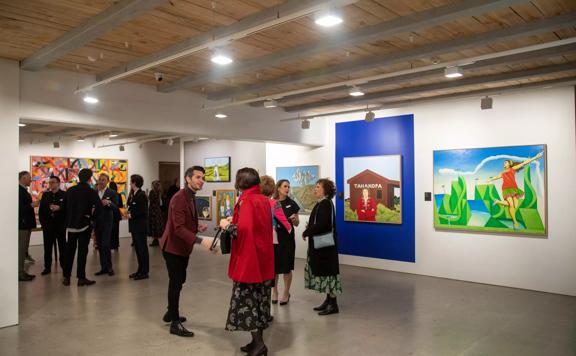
[162,311,187,323]
[108,270,115,276]
[19,273,35,282]
[62,277,70,286]
[95,270,108,276]
[41,269,51,276]
[149,240,159,246]
[78,278,96,286]
[133,274,149,280]
[247,343,268,356]
[170,322,194,337]
[129,272,138,279]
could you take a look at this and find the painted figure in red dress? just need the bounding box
[487,152,543,229]
[356,188,376,222]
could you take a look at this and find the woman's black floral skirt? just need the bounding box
[225,280,274,332]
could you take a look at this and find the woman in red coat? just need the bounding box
[356,188,376,221]
[219,168,274,356]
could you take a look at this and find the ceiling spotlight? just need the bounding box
[166,138,174,146]
[315,11,343,27]
[365,110,375,122]
[215,112,228,119]
[211,50,233,65]
[109,132,118,138]
[18,123,26,127]
[348,86,365,97]
[53,141,60,149]
[83,95,99,104]
[119,145,125,152]
[76,137,85,142]
[481,96,493,110]
[444,66,463,78]
[301,119,311,129]
[264,99,278,108]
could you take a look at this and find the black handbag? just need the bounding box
[211,228,232,254]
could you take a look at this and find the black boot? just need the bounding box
[240,340,255,353]
[247,330,268,356]
[318,296,339,316]
[313,294,330,311]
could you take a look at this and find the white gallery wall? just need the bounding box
[0,60,21,328]
[19,140,179,245]
[183,139,267,233]
[266,86,576,296]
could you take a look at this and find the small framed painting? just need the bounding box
[196,196,212,220]
[215,189,236,222]
[204,157,231,182]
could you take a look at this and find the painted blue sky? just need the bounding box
[276,165,319,187]
[434,145,546,214]
[205,157,230,167]
[344,155,401,198]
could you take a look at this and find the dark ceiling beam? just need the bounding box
[161,0,529,94]
[284,62,576,112]
[209,12,576,101]
[21,0,167,71]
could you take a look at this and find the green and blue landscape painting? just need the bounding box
[433,145,546,237]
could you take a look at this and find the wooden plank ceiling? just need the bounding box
[1,0,575,114]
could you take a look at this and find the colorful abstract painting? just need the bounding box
[433,145,546,237]
[30,156,129,204]
[275,165,319,214]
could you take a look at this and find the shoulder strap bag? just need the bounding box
[313,199,336,249]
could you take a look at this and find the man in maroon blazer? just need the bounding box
[160,165,213,337]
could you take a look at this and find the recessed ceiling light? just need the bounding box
[264,99,278,108]
[18,123,26,127]
[315,12,343,27]
[83,95,99,104]
[211,52,233,65]
[109,133,118,138]
[215,112,228,119]
[444,66,463,78]
[76,137,85,142]
[348,86,364,97]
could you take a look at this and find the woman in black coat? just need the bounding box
[302,178,341,316]
[127,174,149,280]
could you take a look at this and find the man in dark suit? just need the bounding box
[128,174,149,280]
[160,166,213,337]
[94,173,120,276]
[63,168,102,287]
[18,171,36,282]
[38,175,67,275]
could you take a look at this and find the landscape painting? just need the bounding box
[433,144,547,237]
[276,165,319,214]
[343,155,402,224]
[205,157,231,182]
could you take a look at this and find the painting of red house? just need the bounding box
[344,155,402,224]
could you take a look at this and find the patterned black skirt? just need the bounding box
[225,280,273,332]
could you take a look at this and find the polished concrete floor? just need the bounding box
[1,238,575,356]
